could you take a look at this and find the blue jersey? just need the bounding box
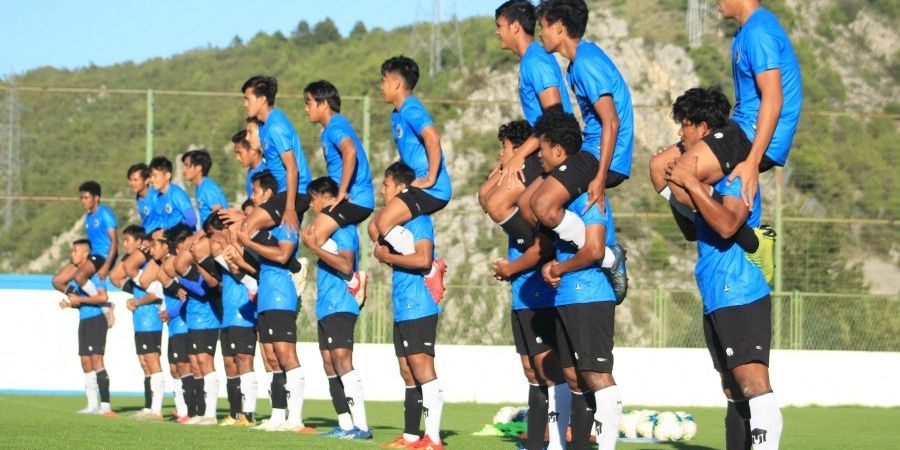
[731,7,802,166]
[391,215,441,322]
[316,225,361,320]
[260,108,312,195]
[566,40,634,177]
[246,160,267,200]
[520,42,573,125]
[76,274,106,320]
[154,184,196,230]
[85,205,117,258]
[258,224,299,313]
[221,271,256,328]
[164,293,189,336]
[185,288,222,331]
[508,237,556,310]
[554,194,617,306]
[391,96,452,201]
[132,284,163,332]
[321,114,375,209]
[696,178,770,314]
[195,177,229,224]
[136,188,159,231]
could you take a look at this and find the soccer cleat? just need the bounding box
[133,408,151,419]
[348,271,368,308]
[77,407,98,415]
[99,410,118,417]
[602,244,629,305]
[291,257,309,298]
[410,435,443,450]
[319,426,354,438]
[234,414,256,427]
[424,259,447,303]
[218,416,237,426]
[192,416,218,425]
[340,427,374,440]
[136,412,163,421]
[252,418,285,431]
[745,224,776,284]
[381,435,419,449]
[176,415,193,424]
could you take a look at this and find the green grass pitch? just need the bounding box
[0,395,897,449]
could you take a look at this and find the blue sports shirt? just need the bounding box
[136,187,159,231]
[195,177,229,224]
[164,293,189,336]
[76,274,107,320]
[154,184,196,230]
[221,271,256,328]
[257,224,299,313]
[390,215,441,322]
[520,42,573,125]
[391,96,452,201]
[260,108,312,195]
[85,205,118,258]
[316,224,361,320]
[185,287,222,331]
[132,284,164,333]
[553,193,617,306]
[508,237,556,310]
[321,114,375,209]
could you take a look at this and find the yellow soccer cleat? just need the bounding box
[745,224,776,284]
[218,416,237,426]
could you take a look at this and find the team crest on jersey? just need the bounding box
[395,124,403,139]
[165,204,173,214]
[92,219,100,228]
[142,206,150,216]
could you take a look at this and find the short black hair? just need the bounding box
[149,156,173,174]
[246,116,262,126]
[241,75,278,106]
[496,0,537,36]
[304,80,342,113]
[384,161,416,186]
[536,0,589,39]
[203,210,226,233]
[307,176,339,197]
[497,119,534,147]
[165,223,194,248]
[127,163,150,180]
[123,224,147,240]
[241,198,255,211]
[79,181,101,197]
[231,129,247,144]
[182,149,213,176]
[534,108,582,155]
[672,87,732,130]
[251,170,279,194]
[73,238,92,250]
[381,56,420,90]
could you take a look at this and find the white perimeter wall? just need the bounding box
[2,288,898,407]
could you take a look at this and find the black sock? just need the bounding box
[195,377,206,416]
[271,372,287,409]
[569,392,594,450]
[143,376,152,409]
[163,280,183,297]
[526,385,549,450]
[711,190,758,252]
[182,376,196,417]
[182,265,201,282]
[122,279,135,294]
[500,210,535,250]
[404,385,424,436]
[96,369,110,403]
[251,230,279,246]
[198,256,222,282]
[328,376,350,415]
[726,401,752,450]
[226,377,241,419]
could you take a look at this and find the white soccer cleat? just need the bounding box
[192,416,218,425]
[253,418,286,431]
[77,407,98,414]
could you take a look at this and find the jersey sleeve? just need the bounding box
[745,28,782,75]
[274,224,299,245]
[718,177,744,200]
[172,189,197,227]
[102,207,118,230]
[267,123,294,154]
[402,101,435,136]
[525,56,564,95]
[333,227,358,253]
[579,200,610,228]
[408,216,435,243]
[574,59,614,105]
[326,120,352,150]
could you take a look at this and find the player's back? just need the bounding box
[390,215,441,321]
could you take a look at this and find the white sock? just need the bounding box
[340,369,369,431]
[99,401,111,412]
[84,371,98,410]
[337,412,354,430]
[553,210,586,248]
[600,247,617,269]
[214,255,230,270]
[547,383,572,450]
[131,269,144,284]
[150,372,165,414]
[593,385,623,450]
[425,262,438,278]
[285,366,306,427]
[270,408,286,423]
[748,392,782,449]
[203,372,219,418]
[322,238,338,255]
[660,186,697,221]
[384,225,416,255]
[173,377,187,417]
[240,275,258,296]
[80,279,99,296]
[421,379,444,443]
[266,372,274,409]
[146,281,164,300]
[240,372,257,414]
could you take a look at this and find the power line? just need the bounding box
[410,0,466,77]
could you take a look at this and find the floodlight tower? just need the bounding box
[410,0,466,76]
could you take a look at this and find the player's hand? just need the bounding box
[97,266,109,280]
[58,299,70,309]
[498,152,526,189]
[373,243,391,264]
[126,298,137,311]
[726,160,760,208]
[411,177,435,189]
[542,260,560,288]
[492,258,511,282]
[665,155,700,190]
[328,191,348,211]
[300,225,317,249]
[583,175,607,214]
[177,289,187,301]
[67,293,81,307]
[159,310,168,323]
[282,207,300,235]
[217,208,246,226]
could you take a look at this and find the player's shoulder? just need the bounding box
[406,214,434,238]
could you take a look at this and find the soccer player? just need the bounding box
[110,164,158,290]
[58,239,116,416]
[237,171,314,433]
[536,110,622,450]
[182,149,229,225]
[52,182,118,302]
[482,0,573,250]
[303,80,375,301]
[487,122,571,450]
[373,162,444,450]
[122,225,165,420]
[301,177,371,440]
[370,56,450,303]
[664,93,783,450]
[533,0,632,302]
[231,127,266,202]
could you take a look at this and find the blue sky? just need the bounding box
[3,0,489,76]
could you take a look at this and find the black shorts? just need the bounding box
[393,314,439,357]
[134,331,162,355]
[188,328,219,356]
[221,326,257,357]
[78,315,108,356]
[258,192,312,226]
[168,333,190,363]
[88,254,115,272]
[703,120,752,175]
[758,155,778,173]
[317,313,358,351]
[703,296,772,372]
[555,302,616,373]
[522,152,545,186]
[397,187,449,219]
[510,308,557,357]
[257,310,298,344]
[322,201,373,228]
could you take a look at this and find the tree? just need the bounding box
[311,18,342,44]
[293,20,311,44]
[349,20,367,39]
[230,35,243,47]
